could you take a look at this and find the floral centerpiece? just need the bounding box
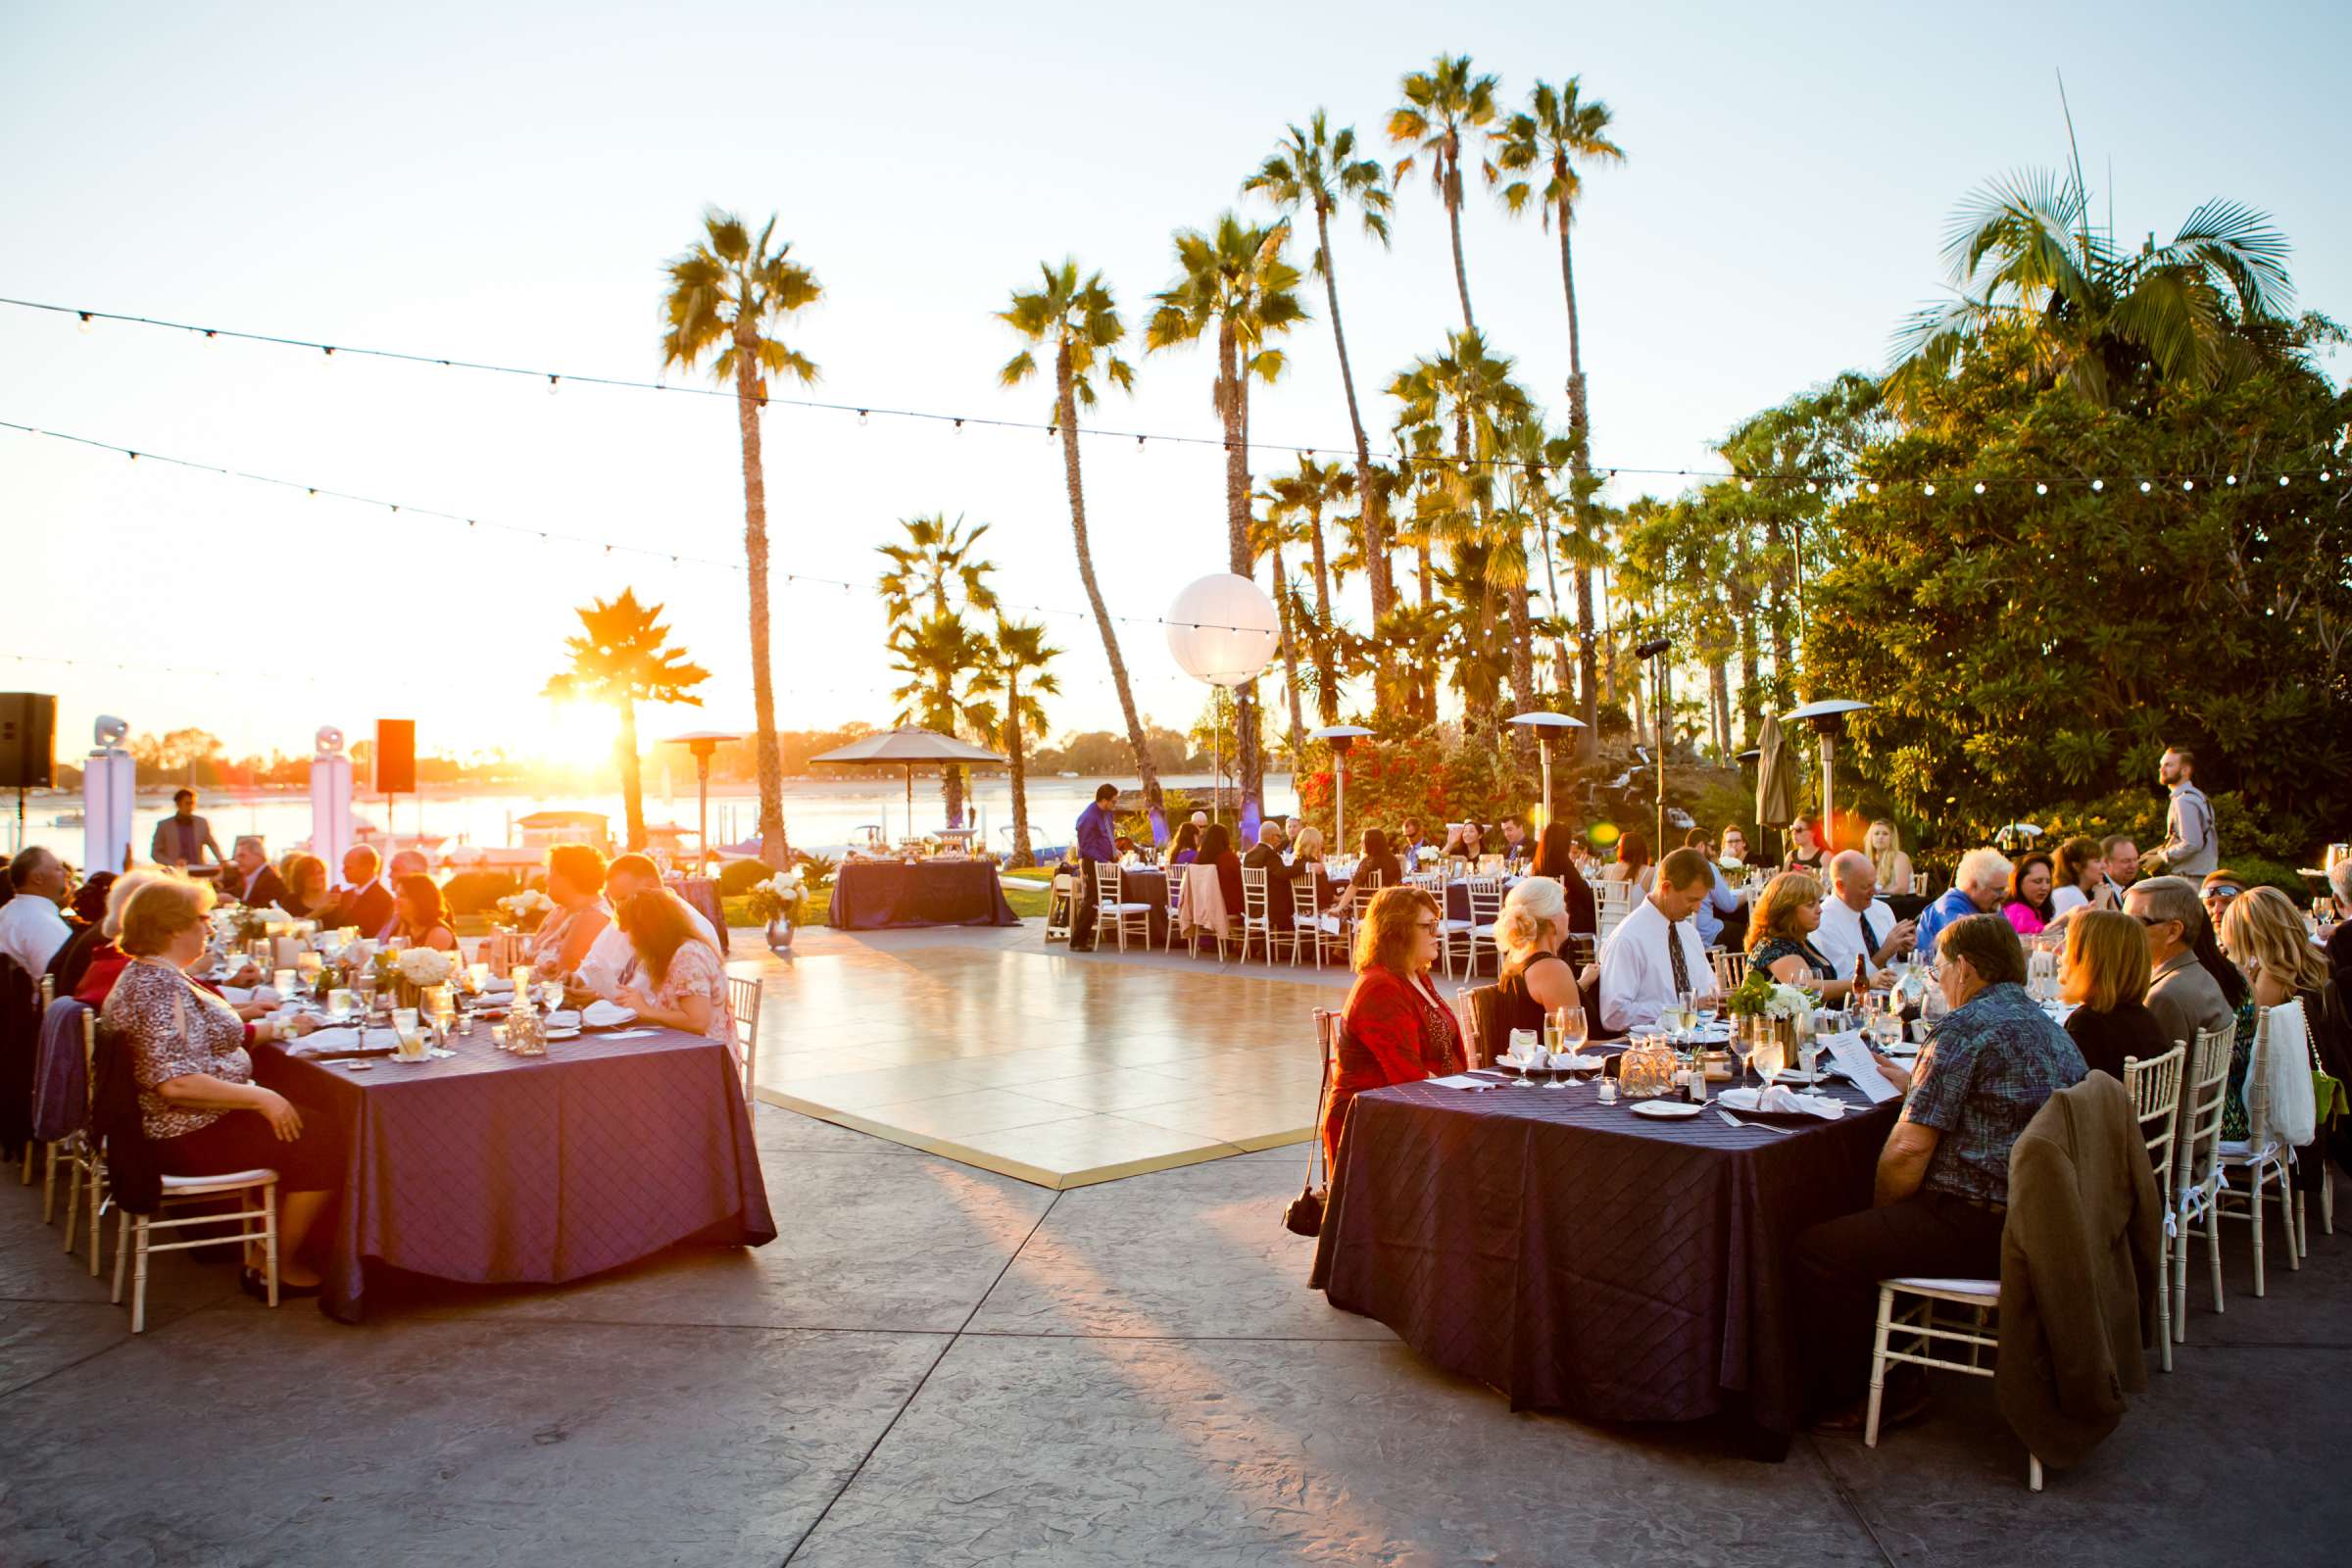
[1724,968,1812,1058]
[747,868,807,953]
[492,889,554,933]
[394,948,456,991]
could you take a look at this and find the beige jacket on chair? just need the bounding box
[1995,1071,2163,1471]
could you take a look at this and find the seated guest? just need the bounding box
[277,855,330,920]
[221,836,287,910]
[1165,821,1202,866]
[0,847,74,978]
[1596,848,1718,1033]
[1814,851,1915,982]
[1242,821,1297,931]
[1289,827,1333,913]
[1528,823,1596,936]
[1602,830,1653,898]
[2002,852,2057,938]
[1865,818,1915,896]
[1441,820,1488,862]
[1497,815,1532,868]
[388,874,457,952]
[2199,868,2247,935]
[612,888,736,1055]
[103,877,339,1293]
[49,872,116,993]
[1690,835,1745,952]
[2328,858,2352,986]
[1326,887,1463,1167]
[2061,908,2170,1080]
[311,846,395,939]
[1197,822,1244,917]
[73,869,166,1006]
[1914,847,2012,959]
[1721,824,1766,873]
[1793,913,2084,1428]
[1494,876,1583,1042]
[2219,882,2333,1081]
[1746,871,1862,1004]
[577,854,716,1000]
[2130,874,2253,1133]
[530,843,611,977]
[1784,814,1827,874]
[1113,834,1140,861]
[2099,835,2141,904]
[1395,816,1430,870]
[1353,828,1403,895]
[2046,836,2107,923]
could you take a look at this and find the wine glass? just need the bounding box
[1730,1027,1756,1091]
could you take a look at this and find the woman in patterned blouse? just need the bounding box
[1326,887,1464,1169]
[613,889,737,1058]
[101,878,341,1294]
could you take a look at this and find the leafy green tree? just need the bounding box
[973,618,1062,866]
[543,589,711,852]
[1389,54,1500,332]
[997,262,1165,834]
[1262,455,1354,721]
[661,210,821,866]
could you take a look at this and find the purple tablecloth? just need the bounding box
[1310,1074,1898,1441]
[827,859,1019,930]
[254,1024,775,1322]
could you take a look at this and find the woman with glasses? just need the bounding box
[1326,888,1464,1169]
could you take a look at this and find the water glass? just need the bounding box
[466,961,492,994]
[271,967,297,999]
[1552,1004,1589,1056]
[326,988,356,1021]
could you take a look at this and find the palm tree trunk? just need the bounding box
[1055,343,1166,840]
[731,327,788,867]
[1557,208,1601,760]
[1507,580,1537,765]
[1314,201,1390,622]
[1006,673,1033,867]
[1709,660,1731,763]
[1220,323,1265,828]
[617,695,645,852]
[1304,500,1339,723]
[1537,512,1572,696]
[1445,144,1475,332]
[1417,539,1433,607]
[1271,542,1304,766]
[1766,517,1795,709]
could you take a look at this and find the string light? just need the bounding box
[2034,481,2047,496]
[2181,479,2193,491]
[76,312,93,333]
[1922,482,1936,496]
[1972,481,1985,495]
[2092,479,2105,492]
[547,374,560,395]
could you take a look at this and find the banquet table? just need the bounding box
[827,858,1019,930]
[1310,1066,1899,1447]
[252,1022,775,1323]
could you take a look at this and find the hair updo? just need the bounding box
[1495,876,1568,956]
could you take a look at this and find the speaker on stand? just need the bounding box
[373,719,416,855]
[0,694,58,854]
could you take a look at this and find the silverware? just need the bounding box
[1718,1108,1791,1135]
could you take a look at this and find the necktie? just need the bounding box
[1665,918,1691,995]
[1860,909,1880,956]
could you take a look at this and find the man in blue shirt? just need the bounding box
[1069,784,1119,951]
[1912,847,2011,960]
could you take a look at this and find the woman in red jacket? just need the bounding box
[1324,886,1464,1168]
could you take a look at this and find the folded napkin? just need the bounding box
[581,1000,637,1028]
[477,977,515,995]
[1498,1050,1603,1072]
[286,1025,395,1056]
[1718,1085,1845,1119]
[543,1009,581,1030]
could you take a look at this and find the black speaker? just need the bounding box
[0,694,56,789]
[373,718,416,795]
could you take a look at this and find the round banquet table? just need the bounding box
[253,1021,775,1322]
[827,858,1020,930]
[1309,1067,1900,1449]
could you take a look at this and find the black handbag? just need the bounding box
[1284,1011,1337,1237]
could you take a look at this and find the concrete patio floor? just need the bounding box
[1,925,2344,1565]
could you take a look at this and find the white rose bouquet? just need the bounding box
[494,888,555,932]
[1762,981,1814,1024]
[394,948,456,988]
[746,869,807,924]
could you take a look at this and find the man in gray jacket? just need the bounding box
[2128,876,2233,1050]
[2155,748,2217,878]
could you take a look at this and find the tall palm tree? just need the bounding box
[1888,168,2293,411]
[543,589,710,854]
[973,618,1061,867]
[1263,455,1352,721]
[1146,215,1306,828]
[1496,417,1577,695]
[876,514,998,826]
[1243,112,1397,621]
[1389,54,1500,333]
[1248,495,1308,760]
[998,261,1166,838]
[660,210,821,868]
[885,611,993,833]
[1494,78,1624,754]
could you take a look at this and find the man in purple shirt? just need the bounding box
[1070,784,1119,951]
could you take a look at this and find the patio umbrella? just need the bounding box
[809,727,1006,841]
[1754,712,1798,863]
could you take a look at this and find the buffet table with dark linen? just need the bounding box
[253,1024,774,1323]
[827,858,1020,930]
[1310,1073,1899,1446]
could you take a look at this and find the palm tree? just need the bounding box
[1494,78,1624,753]
[543,589,710,854]
[1887,169,2293,411]
[1243,112,1398,621]
[885,610,993,833]
[660,210,821,868]
[1496,417,1577,695]
[998,262,1167,838]
[1389,54,1500,333]
[973,618,1061,867]
[1248,495,1308,760]
[1146,214,1306,827]
[1263,455,1353,721]
[876,514,998,826]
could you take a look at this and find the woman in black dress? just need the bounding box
[1492,876,1584,1044]
[2059,907,2169,1080]
[1528,822,1597,938]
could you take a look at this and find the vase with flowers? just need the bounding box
[746,868,808,954]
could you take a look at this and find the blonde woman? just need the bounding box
[1327,888,1463,1168]
[2220,887,2333,1010]
[1745,871,1860,1003]
[2059,908,2169,1079]
[1866,819,1915,896]
[1494,877,1583,1040]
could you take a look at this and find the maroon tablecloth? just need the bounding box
[827,859,1019,930]
[1310,1075,1897,1441]
[254,1024,774,1322]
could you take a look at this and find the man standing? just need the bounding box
[1913,848,2011,961]
[1069,784,1119,952]
[2155,748,2217,879]
[2098,836,2140,905]
[2128,876,2235,1051]
[0,848,74,976]
[1815,851,1917,981]
[224,836,288,909]
[149,789,224,873]
[1596,847,1719,1033]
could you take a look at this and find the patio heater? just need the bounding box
[1635,636,1672,854]
[663,730,741,871]
[1783,699,1871,854]
[1308,724,1374,856]
[1505,710,1588,830]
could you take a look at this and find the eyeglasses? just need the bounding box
[1413,920,1440,933]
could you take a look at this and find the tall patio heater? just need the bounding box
[1783,699,1871,854]
[1308,725,1375,857]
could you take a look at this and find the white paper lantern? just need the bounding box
[1165,573,1280,689]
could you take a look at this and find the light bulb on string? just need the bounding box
[547,375,560,395]
[1973,481,1985,495]
[2138,480,2152,493]
[2279,475,2290,487]
[2226,474,2237,486]
[2091,479,2104,492]
[1804,479,1817,493]
[2181,479,2193,491]
[2034,481,2048,496]
[76,312,94,333]
[1740,478,1753,492]
[2324,470,2334,482]
[857,410,868,426]
[203,329,218,345]
[1923,482,1936,496]
[1866,481,1880,495]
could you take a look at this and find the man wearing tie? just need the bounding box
[1814,851,1916,981]
[225,836,289,910]
[1596,847,1719,1033]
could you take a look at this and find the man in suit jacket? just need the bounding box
[1241,822,1297,933]
[313,845,394,936]
[223,837,289,910]
[2129,876,2234,1050]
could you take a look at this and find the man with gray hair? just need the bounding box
[225,836,288,909]
[1815,850,1916,981]
[1913,847,2011,963]
[314,844,393,937]
[0,847,73,976]
[2128,875,2235,1051]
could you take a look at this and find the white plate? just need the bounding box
[1629,1100,1703,1119]
[543,1027,580,1041]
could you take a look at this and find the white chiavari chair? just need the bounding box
[725,970,763,1104]
[1090,860,1152,953]
[2219,1000,2307,1294]
[2171,1022,2236,1341]
[2124,1043,2187,1370]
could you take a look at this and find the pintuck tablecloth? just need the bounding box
[826,859,1019,930]
[1310,1073,1899,1446]
[254,1023,774,1322]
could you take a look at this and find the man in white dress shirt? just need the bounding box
[0,847,74,977]
[1597,847,1718,1033]
[575,853,718,999]
[1813,851,1916,982]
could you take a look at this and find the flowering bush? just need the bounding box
[393,948,455,988]
[745,869,807,924]
[493,889,554,931]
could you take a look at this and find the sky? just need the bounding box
[3,0,2346,767]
